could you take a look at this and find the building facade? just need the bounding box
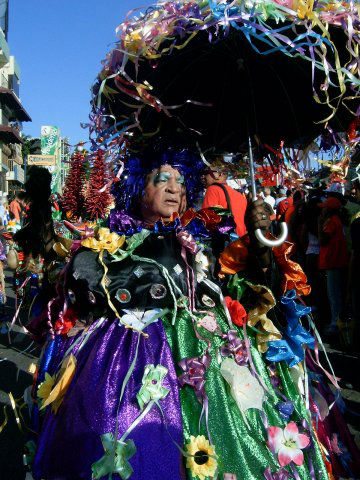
[0,22,31,197]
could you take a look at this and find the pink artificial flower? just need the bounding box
[267,422,310,467]
[273,0,294,7]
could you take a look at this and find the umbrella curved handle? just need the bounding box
[254,222,288,247]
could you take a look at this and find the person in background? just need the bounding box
[17,190,28,226]
[263,186,275,210]
[318,196,349,335]
[276,189,293,221]
[287,190,307,266]
[0,197,7,227]
[202,160,247,237]
[274,186,287,208]
[9,193,21,224]
[303,195,329,329]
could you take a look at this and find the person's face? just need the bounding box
[203,169,226,187]
[141,165,186,223]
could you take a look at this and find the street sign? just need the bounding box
[27,154,56,166]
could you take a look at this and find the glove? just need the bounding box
[244,199,273,267]
[245,198,273,234]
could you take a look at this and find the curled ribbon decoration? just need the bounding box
[91,433,136,480]
[178,353,210,403]
[246,284,282,353]
[263,466,291,480]
[219,237,249,276]
[176,231,199,255]
[63,220,96,240]
[272,241,311,296]
[266,290,315,367]
[82,227,125,255]
[181,208,222,231]
[220,330,248,366]
[52,236,74,259]
[136,364,170,411]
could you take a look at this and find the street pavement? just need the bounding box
[0,268,359,480]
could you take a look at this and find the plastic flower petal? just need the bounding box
[224,297,247,327]
[185,435,217,480]
[92,433,136,480]
[37,373,55,406]
[82,228,125,254]
[220,358,264,414]
[267,422,310,467]
[268,426,285,454]
[41,354,77,414]
[136,364,169,410]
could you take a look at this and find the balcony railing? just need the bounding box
[0,32,10,67]
[0,72,8,89]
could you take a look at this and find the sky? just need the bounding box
[9,0,153,147]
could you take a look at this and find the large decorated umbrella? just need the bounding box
[87,0,359,247]
[90,0,359,155]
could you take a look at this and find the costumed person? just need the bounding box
[29,141,330,480]
[8,167,58,320]
[22,1,360,479]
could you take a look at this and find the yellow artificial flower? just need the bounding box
[41,354,77,414]
[82,228,125,255]
[185,435,217,480]
[295,0,314,19]
[37,373,55,406]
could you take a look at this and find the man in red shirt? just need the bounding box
[318,196,349,334]
[276,189,293,221]
[202,164,247,237]
[9,194,21,223]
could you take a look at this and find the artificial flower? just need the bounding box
[37,373,55,407]
[178,354,210,403]
[185,435,217,480]
[82,228,125,255]
[267,422,310,466]
[92,433,136,480]
[224,297,247,327]
[120,309,161,332]
[136,364,169,410]
[41,354,77,413]
[220,358,264,415]
[54,307,77,336]
[273,0,295,7]
[296,0,314,19]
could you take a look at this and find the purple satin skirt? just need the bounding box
[33,318,185,480]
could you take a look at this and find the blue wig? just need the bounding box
[111,142,205,218]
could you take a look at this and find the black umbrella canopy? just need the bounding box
[92,1,359,154]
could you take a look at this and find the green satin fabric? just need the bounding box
[163,306,328,480]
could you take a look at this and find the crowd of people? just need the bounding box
[201,172,360,350]
[253,181,359,348]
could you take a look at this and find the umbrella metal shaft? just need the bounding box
[248,136,257,200]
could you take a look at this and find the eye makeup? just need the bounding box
[153,172,185,185]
